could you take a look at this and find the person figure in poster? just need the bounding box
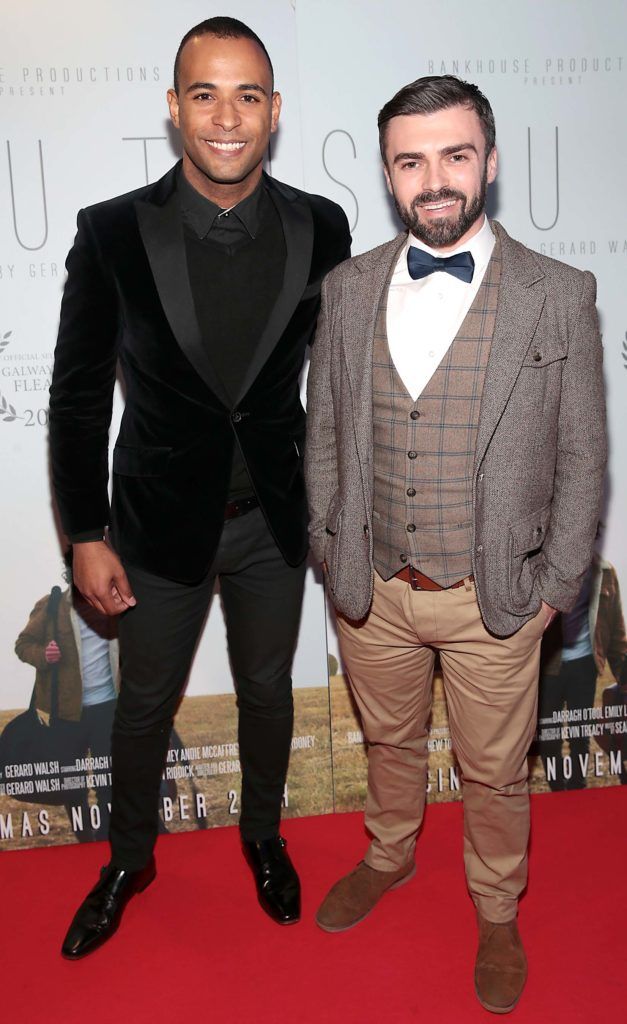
[305,75,606,1014]
[49,16,350,959]
[14,566,118,841]
[537,552,627,789]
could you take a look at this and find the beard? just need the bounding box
[394,165,488,249]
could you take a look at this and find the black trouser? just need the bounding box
[537,654,597,791]
[63,698,116,842]
[109,508,306,870]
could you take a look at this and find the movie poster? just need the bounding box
[530,554,627,794]
[0,563,334,850]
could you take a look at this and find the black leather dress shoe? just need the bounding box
[61,857,156,960]
[243,836,301,925]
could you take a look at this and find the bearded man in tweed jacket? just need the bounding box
[304,76,606,1015]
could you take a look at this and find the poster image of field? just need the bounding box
[0,565,334,851]
[328,551,627,814]
[154,685,333,837]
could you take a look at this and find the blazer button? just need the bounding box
[232,411,242,423]
[533,352,542,362]
[476,544,483,554]
[400,553,408,563]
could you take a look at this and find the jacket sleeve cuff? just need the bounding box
[309,534,326,565]
[70,529,106,544]
[536,574,578,614]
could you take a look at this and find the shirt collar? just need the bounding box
[406,214,495,273]
[178,170,265,240]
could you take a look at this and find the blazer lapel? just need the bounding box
[236,176,314,402]
[475,221,546,469]
[342,234,406,487]
[135,186,231,408]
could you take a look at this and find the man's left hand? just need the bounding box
[541,600,558,632]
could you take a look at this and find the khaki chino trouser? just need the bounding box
[337,572,545,923]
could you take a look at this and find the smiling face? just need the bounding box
[383,103,497,251]
[167,33,280,205]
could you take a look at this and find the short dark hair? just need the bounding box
[173,16,274,94]
[378,75,496,162]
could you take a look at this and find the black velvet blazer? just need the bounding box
[49,164,351,582]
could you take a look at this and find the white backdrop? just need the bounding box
[1,0,625,723]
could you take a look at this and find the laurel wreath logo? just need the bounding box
[0,331,23,423]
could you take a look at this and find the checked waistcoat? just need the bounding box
[372,237,502,586]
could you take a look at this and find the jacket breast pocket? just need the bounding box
[113,444,172,477]
[508,502,551,610]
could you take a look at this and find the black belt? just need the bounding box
[224,496,259,520]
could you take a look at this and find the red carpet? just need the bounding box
[3,787,625,1023]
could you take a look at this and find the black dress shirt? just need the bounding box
[179,172,287,498]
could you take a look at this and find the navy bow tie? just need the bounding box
[407,246,475,284]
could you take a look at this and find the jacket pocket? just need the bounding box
[508,502,551,609]
[521,339,567,367]
[113,444,172,477]
[325,490,344,536]
[324,491,344,592]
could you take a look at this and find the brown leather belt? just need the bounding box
[394,566,473,592]
[224,496,259,520]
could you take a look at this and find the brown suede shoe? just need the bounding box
[474,915,528,1014]
[316,860,415,932]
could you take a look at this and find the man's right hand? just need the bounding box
[72,541,136,616]
[45,640,62,664]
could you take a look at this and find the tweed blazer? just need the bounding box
[305,221,607,637]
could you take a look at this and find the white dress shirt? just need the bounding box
[386,216,496,400]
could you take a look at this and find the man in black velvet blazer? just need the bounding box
[49,17,350,959]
